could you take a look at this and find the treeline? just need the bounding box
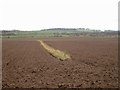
[2,30,20,36]
[41,28,101,31]
[1,29,118,38]
[52,31,118,37]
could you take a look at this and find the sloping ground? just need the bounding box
[2,40,59,88]
[44,37,118,88]
[2,37,118,88]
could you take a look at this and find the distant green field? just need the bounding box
[1,29,118,38]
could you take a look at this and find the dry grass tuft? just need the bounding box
[38,40,71,61]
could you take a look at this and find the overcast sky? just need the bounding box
[0,0,119,31]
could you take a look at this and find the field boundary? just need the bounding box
[37,40,71,61]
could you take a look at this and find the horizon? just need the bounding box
[0,0,119,31]
[1,27,118,31]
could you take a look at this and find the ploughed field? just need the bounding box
[2,37,118,88]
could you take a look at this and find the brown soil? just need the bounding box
[2,37,118,88]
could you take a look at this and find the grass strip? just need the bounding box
[38,40,71,61]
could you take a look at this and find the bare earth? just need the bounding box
[2,37,118,88]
